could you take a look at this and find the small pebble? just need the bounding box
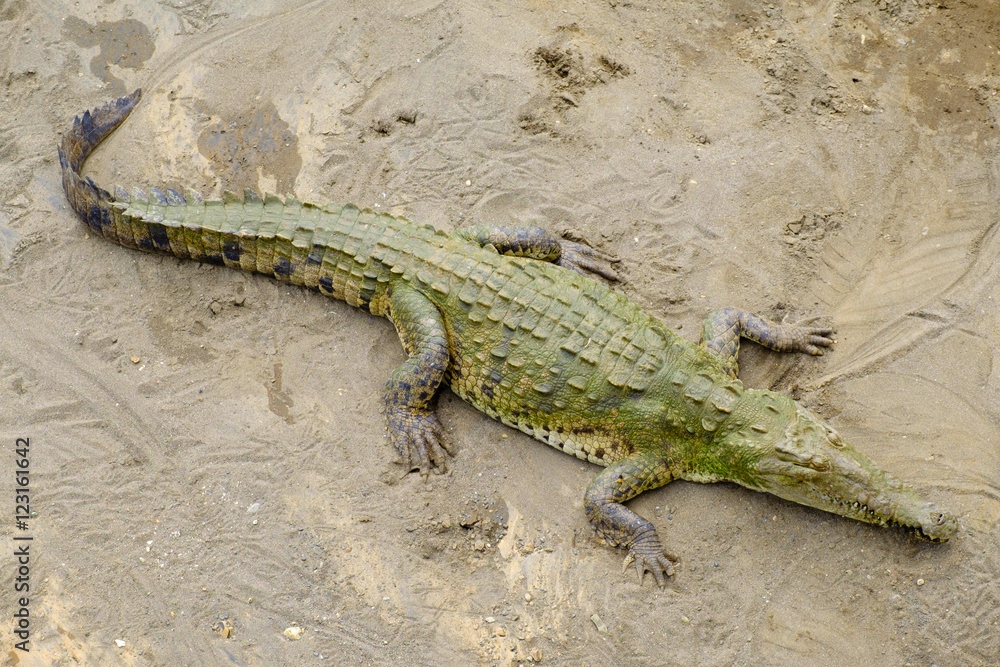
[212,619,233,638]
[917,578,925,586]
[283,626,304,640]
[130,356,140,364]
[114,639,126,647]
[591,614,607,633]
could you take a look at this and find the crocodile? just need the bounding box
[60,90,957,585]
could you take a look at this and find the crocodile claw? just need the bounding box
[783,317,836,356]
[386,407,454,476]
[624,532,676,588]
[800,329,835,355]
[557,240,620,281]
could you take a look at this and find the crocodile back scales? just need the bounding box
[60,89,741,467]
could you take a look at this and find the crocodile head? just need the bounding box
[719,394,957,542]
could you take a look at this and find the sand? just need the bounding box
[1,0,998,664]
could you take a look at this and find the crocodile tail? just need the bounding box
[59,88,142,241]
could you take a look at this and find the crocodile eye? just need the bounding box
[809,455,830,472]
[826,429,845,448]
[774,442,829,471]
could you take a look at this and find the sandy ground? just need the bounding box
[1,0,999,664]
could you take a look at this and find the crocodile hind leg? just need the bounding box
[455,225,619,280]
[699,307,835,378]
[584,451,676,587]
[382,285,454,475]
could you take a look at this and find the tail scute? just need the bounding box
[60,89,142,240]
[58,88,142,173]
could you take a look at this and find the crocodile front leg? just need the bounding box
[700,307,835,378]
[584,451,676,587]
[455,225,619,280]
[383,285,454,475]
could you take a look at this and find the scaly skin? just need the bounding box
[60,91,958,586]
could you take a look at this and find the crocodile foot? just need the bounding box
[783,317,836,355]
[623,530,676,588]
[386,407,453,476]
[557,239,620,281]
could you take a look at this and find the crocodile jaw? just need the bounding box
[756,453,957,542]
[733,400,957,542]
